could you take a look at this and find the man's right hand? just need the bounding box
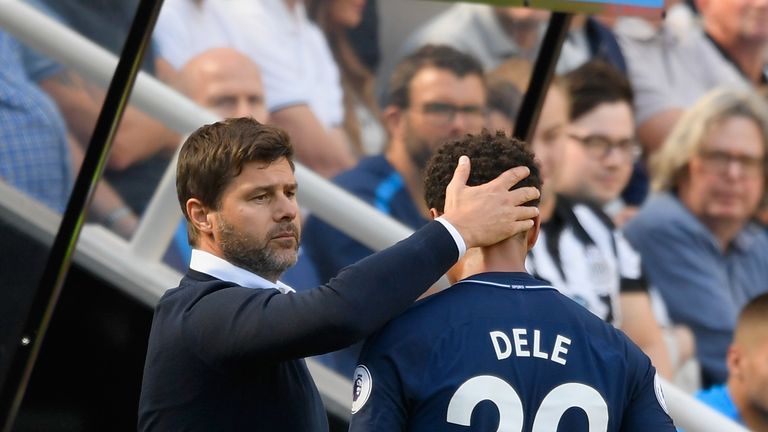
[441,155,539,249]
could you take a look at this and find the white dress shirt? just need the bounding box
[190,249,295,294]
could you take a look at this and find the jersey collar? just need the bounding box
[454,272,554,290]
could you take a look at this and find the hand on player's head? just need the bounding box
[441,156,539,249]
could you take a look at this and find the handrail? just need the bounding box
[0,1,749,430]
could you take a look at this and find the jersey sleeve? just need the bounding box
[615,231,649,294]
[619,348,676,431]
[348,340,409,432]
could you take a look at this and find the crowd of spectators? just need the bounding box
[2,0,767,414]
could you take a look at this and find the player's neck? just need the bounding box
[457,237,528,278]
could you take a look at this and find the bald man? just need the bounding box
[168,48,271,269]
[697,293,768,431]
[176,47,269,122]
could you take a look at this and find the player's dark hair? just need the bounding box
[176,117,294,245]
[387,44,485,109]
[424,129,541,213]
[565,60,633,121]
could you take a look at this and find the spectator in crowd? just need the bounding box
[398,5,548,72]
[175,48,269,123]
[300,45,488,376]
[155,0,355,178]
[1,29,139,238]
[374,5,546,102]
[348,130,675,432]
[308,0,386,156]
[1,30,73,214]
[490,56,648,216]
[558,60,642,225]
[522,76,675,380]
[557,14,628,74]
[386,5,626,97]
[138,117,540,430]
[697,293,768,430]
[617,0,768,153]
[24,0,181,218]
[346,0,380,72]
[485,77,523,136]
[624,88,768,387]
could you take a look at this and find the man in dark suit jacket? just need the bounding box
[137,117,539,431]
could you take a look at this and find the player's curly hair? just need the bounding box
[424,129,541,213]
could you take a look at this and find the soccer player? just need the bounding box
[348,130,675,431]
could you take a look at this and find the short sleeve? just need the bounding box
[620,360,676,431]
[348,339,409,432]
[153,1,194,69]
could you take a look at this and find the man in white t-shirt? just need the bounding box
[155,0,354,178]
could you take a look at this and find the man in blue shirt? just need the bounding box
[697,293,768,430]
[624,89,768,387]
[0,29,72,213]
[349,130,675,431]
[301,44,488,375]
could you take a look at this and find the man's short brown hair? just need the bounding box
[387,44,485,109]
[176,117,294,245]
[565,60,633,121]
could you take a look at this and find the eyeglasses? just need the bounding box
[569,134,642,162]
[419,102,486,127]
[699,150,765,177]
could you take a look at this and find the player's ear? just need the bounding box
[526,214,541,250]
[429,208,441,220]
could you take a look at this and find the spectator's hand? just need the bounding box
[103,207,139,241]
[441,156,539,249]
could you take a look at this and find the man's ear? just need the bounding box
[186,198,215,236]
[527,214,541,250]
[726,343,744,380]
[384,106,405,138]
[429,208,441,220]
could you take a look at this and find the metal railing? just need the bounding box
[0,1,750,430]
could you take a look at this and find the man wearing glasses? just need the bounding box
[300,44,487,377]
[526,60,680,382]
[556,60,643,226]
[624,88,768,388]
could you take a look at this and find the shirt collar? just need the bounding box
[189,249,295,294]
[666,192,761,253]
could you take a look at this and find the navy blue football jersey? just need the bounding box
[348,272,675,432]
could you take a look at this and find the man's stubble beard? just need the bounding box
[404,121,443,173]
[217,216,299,282]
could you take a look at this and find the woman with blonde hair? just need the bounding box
[624,87,768,387]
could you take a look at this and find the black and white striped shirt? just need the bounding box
[526,196,648,326]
